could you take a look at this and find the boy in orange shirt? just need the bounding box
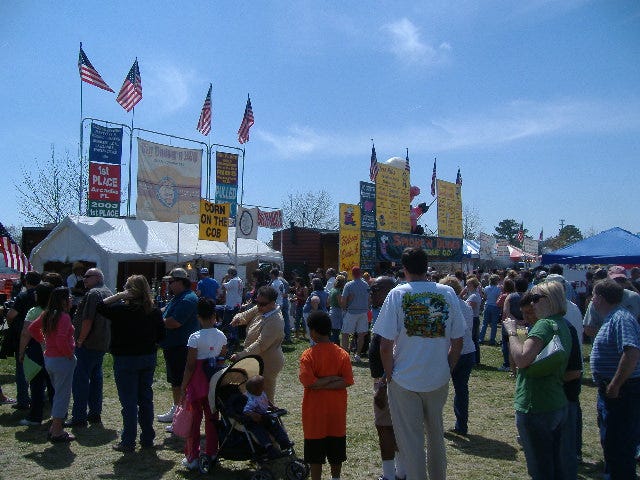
[299,311,354,480]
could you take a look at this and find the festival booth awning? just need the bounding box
[541,227,640,265]
[30,216,281,290]
[463,239,480,259]
[508,245,539,261]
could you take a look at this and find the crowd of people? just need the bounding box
[1,255,639,480]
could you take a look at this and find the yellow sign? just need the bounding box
[436,180,463,238]
[199,199,229,241]
[375,163,410,233]
[339,204,361,278]
[339,203,361,231]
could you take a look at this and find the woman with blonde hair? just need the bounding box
[502,281,572,479]
[97,275,165,452]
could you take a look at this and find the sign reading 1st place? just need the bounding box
[199,199,229,242]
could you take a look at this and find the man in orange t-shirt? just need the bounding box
[299,311,354,480]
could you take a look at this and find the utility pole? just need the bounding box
[559,219,565,232]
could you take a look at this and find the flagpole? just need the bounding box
[127,108,134,216]
[79,42,84,216]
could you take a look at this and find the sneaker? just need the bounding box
[181,457,199,471]
[165,425,173,433]
[157,405,176,423]
[497,366,511,372]
[0,397,16,405]
[19,418,41,426]
[353,354,362,362]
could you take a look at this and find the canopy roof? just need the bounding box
[30,216,282,289]
[541,227,640,265]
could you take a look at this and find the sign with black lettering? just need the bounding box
[199,200,229,241]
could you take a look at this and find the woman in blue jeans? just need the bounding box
[480,274,502,345]
[97,275,165,452]
[503,282,572,480]
[441,276,476,435]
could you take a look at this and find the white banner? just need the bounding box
[236,206,258,239]
[136,138,202,223]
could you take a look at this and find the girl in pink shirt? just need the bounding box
[28,287,76,442]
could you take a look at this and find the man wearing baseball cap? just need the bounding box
[157,268,198,425]
[584,266,640,338]
[196,267,219,302]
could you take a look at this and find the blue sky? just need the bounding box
[2,1,639,243]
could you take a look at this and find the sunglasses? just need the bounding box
[531,293,547,303]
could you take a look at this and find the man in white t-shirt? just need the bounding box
[222,267,244,345]
[373,247,464,480]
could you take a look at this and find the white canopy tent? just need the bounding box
[30,216,282,290]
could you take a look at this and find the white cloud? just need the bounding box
[258,98,640,158]
[382,18,451,66]
[142,62,198,116]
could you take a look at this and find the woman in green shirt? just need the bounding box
[503,281,572,480]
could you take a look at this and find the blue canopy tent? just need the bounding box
[541,227,640,265]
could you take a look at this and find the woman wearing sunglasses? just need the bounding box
[502,281,572,480]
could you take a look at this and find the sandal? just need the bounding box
[0,397,17,405]
[50,431,75,443]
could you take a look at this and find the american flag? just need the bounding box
[405,148,410,173]
[78,44,114,92]
[456,168,462,186]
[197,84,212,136]
[369,144,379,182]
[430,158,437,196]
[539,229,543,242]
[0,223,32,274]
[517,222,524,244]
[238,95,254,144]
[116,59,142,112]
[257,209,283,229]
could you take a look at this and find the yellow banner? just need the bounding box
[339,203,361,277]
[199,199,229,241]
[436,179,463,238]
[375,163,410,233]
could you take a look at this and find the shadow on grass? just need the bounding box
[577,459,606,480]
[97,449,174,480]
[0,373,14,383]
[24,442,76,469]
[73,423,119,447]
[445,431,518,461]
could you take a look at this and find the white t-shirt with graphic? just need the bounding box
[373,281,465,392]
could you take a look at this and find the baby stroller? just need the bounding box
[200,355,309,480]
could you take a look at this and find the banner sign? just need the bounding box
[257,209,283,229]
[236,206,258,240]
[436,179,463,238]
[89,163,120,203]
[89,123,123,165]
[215,151,238,218]
[87,200,119,218]
[136,138,202,223]
[199,200,229,241]
[375,163,410,233]
[359,181,376,231]
[376,231,463,263]
[360,230,377,272]
[339,203,361,277]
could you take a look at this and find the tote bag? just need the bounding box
[525,322,566,378]
[171,400,194,439]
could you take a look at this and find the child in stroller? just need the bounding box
[243,374,294,459]
[200,356,308,480]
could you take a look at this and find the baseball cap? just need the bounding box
[200,267,209,275]
[163,268,189,281]
[608,265,627,280]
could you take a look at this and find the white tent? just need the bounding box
[30,216,282,290]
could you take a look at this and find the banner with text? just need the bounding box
[87,123,123,218]
[359,181,377,231]
[339,203,361,277]
[436,179,463,238]
[375,163,410,233]
[136,138,202,223]
[199,200,229,241]
[377,231,463,263]
[360,230,377,273]
[215,151,239,218]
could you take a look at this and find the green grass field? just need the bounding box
[0,335,615,479]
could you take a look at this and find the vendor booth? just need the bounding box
[30,216,282,290]
[541,227,640,265]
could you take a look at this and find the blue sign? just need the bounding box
[89,123,123,165]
